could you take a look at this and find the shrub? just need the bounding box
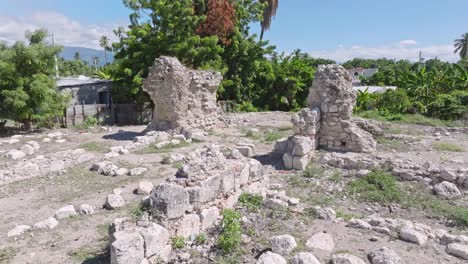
[302,164,325,178]
[427,90,468,120]
[171,236,186,249]
[238,192,264,212]
[432,142,465,152]
[348,171,403,203]
[84,116,98,127]
[373,89,412,115]
[217,209,242,252]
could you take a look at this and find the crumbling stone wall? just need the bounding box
[109,144,267,264]
[276,65,376,170]
[143,56,223,132]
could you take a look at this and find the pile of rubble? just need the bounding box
[109,144,268,264]
[275,65,377,170]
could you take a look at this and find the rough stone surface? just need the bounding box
[176,213,200,238]
[110,230,145,264]
[20,144,35,155]
[143,56,223,132]
[269,234,297,255]
[433,181,462,199]
[78,204,95,215]
[399,226,428,245]
[33,217,59,230]
[256,251,287,264]
[138,223,169,258]
[367,247,402,264]
[106,194,126,209]
[6,149,26,160]
[290,252,321,264]
[129,167,147,176]
[200,206,220,231]
[306,232,335,253]
[307,65,376,152]
[54,205,77,219]
[137,181,154,195]
[7,225,31,237]
[314,207,336,221]
[330,253,366,264]
[150,183,189,219]
[446,243,468,260]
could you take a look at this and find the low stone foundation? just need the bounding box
[109,144,267,264]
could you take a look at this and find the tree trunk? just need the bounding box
[104,50,108,65]
[260,27,265,41]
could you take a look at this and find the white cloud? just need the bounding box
[399,39,418,46]
[308,41,458,62]
[0,11,121,49]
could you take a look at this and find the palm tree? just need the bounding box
[454,33,468,59]
[259,0,279,41]
[73,52,81,61]
[99,36,110,65]
[92,56,100,71]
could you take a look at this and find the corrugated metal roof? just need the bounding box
[57,76,111,87]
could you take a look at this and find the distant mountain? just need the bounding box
[60,46,114,66]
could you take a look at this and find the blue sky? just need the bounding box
[1,0,467,62]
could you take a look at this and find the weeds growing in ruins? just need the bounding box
[302,164,325,178]
[78,141,111,153]
[195,233,207,245]
[432,142,465,152]
[0,247,16,263]
[217,209,242,253]
[264,131,283,142]
[171,236,186,249]
[135,141,190,154]
[238,192,264,212]
[348,171,403,203]
[336,209,361,221]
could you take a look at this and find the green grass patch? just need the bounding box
[217,209,242,253]
[264,131,284,142]
[0,247,16,263]
[302,164,325,178]
[238,192,264,212]
[78,141,111,153]
[171,236,186,249]
[432,142,465,152]
[348,171,403,203]
[135,141,190,154]
[336,209,361,221]
[357,111,462,127]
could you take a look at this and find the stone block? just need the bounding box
[150,184,189,219]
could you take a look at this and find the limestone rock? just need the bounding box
[78,204,95,215]
[138,223,169,258]
[236,146,254,157]
[129,167,148,176]
[200,206,220,231]
[54,205,77,219]
[115,168,129,176]
[246,128,261,137]
[348,219,372,230]
[162,153,185,164]
[176,214,200,238]
[290,252,320,264]
[110,230,145,264]
[143,56,222,131]
[291,108,320,137]
[33,217,59,230]
[256,251,287,264]
[7,225,31,237]
[150,183,189,219]
[6,149,26,160]
[399,226,428,245]
[26,141,40,150]
[106,194,126,209]
[137,181,154,195]
[269,234,297,255]
[367,247,402,264]
[306,232,335,253]
[433,181,462,199]
[330,253,366,264]
[314,207,336,221]
[446,243,468,260]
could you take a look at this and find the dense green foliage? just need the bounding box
[217,209,242,252]
[58,57,94,77]
[351,58,468,122]
[0,29,69,129]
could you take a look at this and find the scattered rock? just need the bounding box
[246,128,260,137]
[78,204,95,215]
[137,181,154,195]
[236,146,254,157]
[162,153,185,164]
[256,251,287,264]
[399,226,428,245]
[129,167,148,176]
[368,246,402,264]
[269,234,297,255]
[433,181,462,199]
[33,217,59,230]
[110,230,145,264]
[290,252,320,264]
[115,168,129,176]
[306,232,335,253]
[330,253,366,264]
[139,223,170,258]
[200,206,220,231]
[106,194,126,209]
[446,243,468,260]
[54,205,77,219]
[150,184,189,219]
[7,225,31,237]
[314,206,336,220]
[26,141,40,150]
[348,218,372,230]
[6,149,26,160]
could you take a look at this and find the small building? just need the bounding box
[347,68,378,87]
[353,86,397,93]
[57,76,112,105]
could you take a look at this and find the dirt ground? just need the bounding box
[0,112,467,264]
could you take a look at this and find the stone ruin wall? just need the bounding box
[276,65,377,170]
[143,56,223,133]
[109,144,267,264]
